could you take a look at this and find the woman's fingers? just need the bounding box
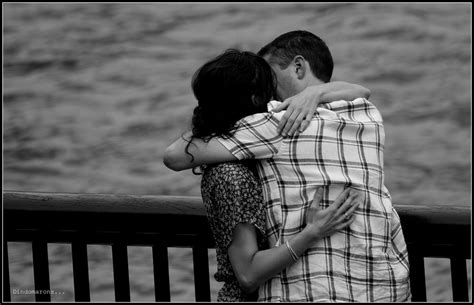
[298,111,313,133]
[334,215,356,231]
[329,188,351,211]
[309,187,323,211]
[288,112,307,136]
[335,200,360,224]
[279,110,301,136]
[272,99,290,113]
[334,191,359,218]
[346,200,360,216]
[277,108,294,135]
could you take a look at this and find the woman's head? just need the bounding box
[190,49,276,141]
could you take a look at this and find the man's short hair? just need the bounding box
[257,30,334,83]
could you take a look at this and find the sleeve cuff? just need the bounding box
[216,136,250,160]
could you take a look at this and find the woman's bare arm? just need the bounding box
[273,81,371,136]
[163,131,236,171]
[228,187,361,293]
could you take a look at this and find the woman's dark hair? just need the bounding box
[185,49,276,174]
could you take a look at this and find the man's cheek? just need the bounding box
[276,89,284,101]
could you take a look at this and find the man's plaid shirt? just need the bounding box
[217,98,411,302]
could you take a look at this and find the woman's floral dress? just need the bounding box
[201,161,267,302]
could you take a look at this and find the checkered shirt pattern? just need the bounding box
[216,98,411,302]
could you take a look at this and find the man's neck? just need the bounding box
[305,77,324,88]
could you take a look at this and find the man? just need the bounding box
[165,31,410,302]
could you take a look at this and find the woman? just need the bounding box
[170,49,369,301]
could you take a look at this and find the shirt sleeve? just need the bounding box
[216,112,284,160]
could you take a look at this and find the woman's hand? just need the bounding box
[272,81,371,137]
[228,186,361,293]
[303,187,361,243]
[272,85,323,137]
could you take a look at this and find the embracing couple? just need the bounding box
[164,30,410,302]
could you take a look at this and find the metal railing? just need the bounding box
[3,191,471,302]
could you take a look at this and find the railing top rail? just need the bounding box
[3,191,205,216]
[3,190,471,227]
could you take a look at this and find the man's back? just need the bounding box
[217,98,410,302]
[263,98,390,241]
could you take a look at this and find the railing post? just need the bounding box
[32,240,51,302]
[193,237,211,302]
[3,241,11,302]
[112,243,131,302]
[407,245,427,302]
[450,258,469,302]
[71,241,91,302]
[152,243,171,302]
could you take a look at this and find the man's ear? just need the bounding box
[293,55,306,80]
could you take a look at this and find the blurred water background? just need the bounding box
[3,2,471,302]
